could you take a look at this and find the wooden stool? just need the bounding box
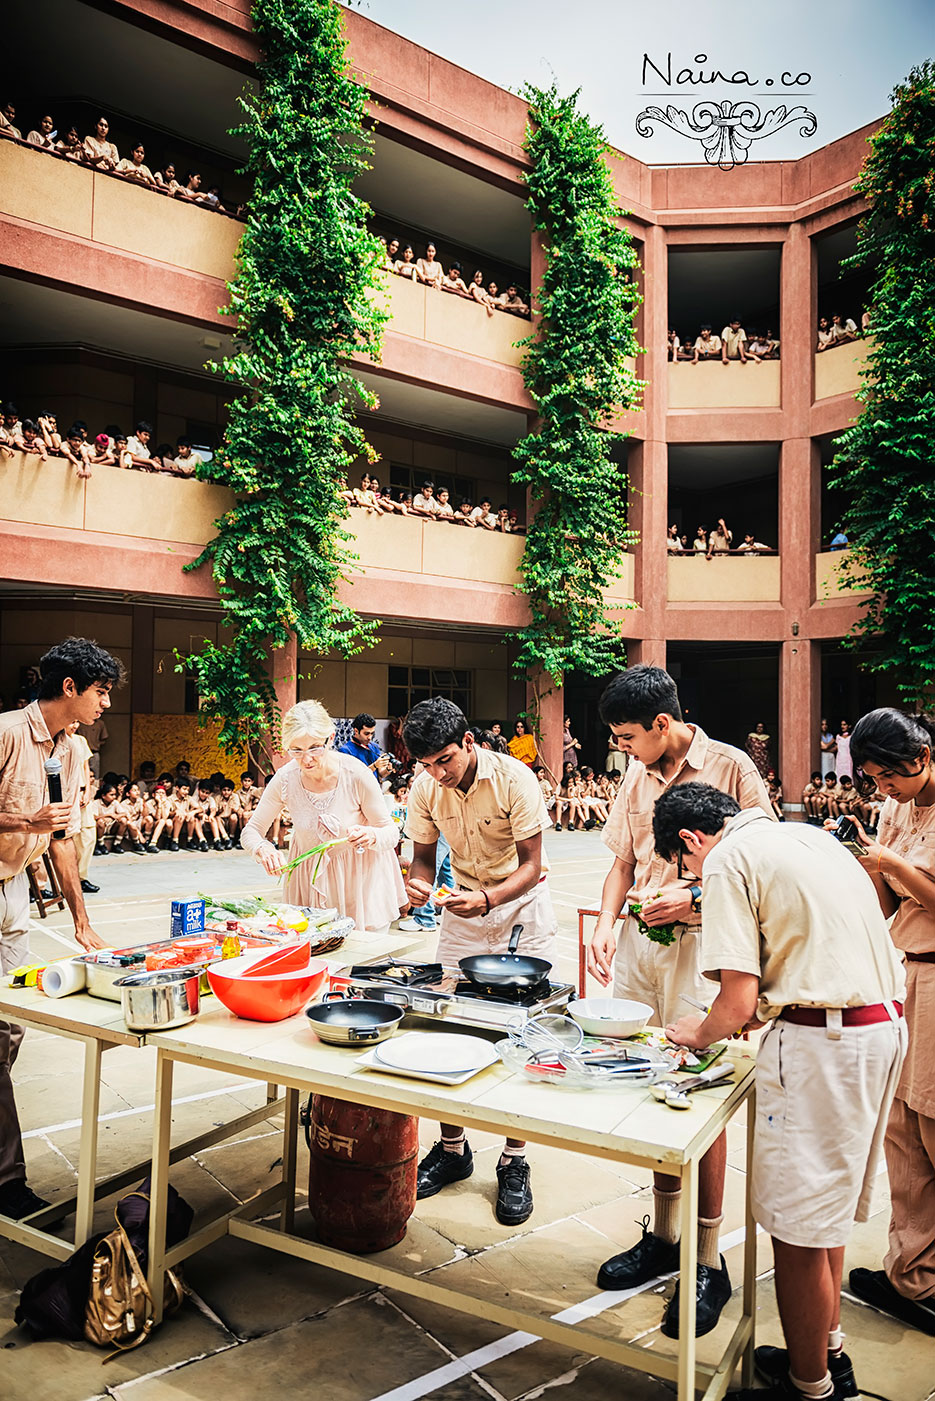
[27,854,67,919]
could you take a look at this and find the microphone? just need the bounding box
[44,756,66,839]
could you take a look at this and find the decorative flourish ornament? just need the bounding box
[635,100,817,170]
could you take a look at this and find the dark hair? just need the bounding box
[67,425,82,440]
[825,771,837,781]
[176,779,191,793]
[811,770,822,781]
[700,323,712,332]
[134,421,152,435]
[220,777,233,789]
[422,480,434,490]
[352,713,376,731]
[240,771,251,781]
[403,698,468,759]
[599,665,681,729]
[479,729,507,753]
[176,436,192,448]
[140,761,155,773]
[159,771,174,783]
[450,262,461,272]
[22,419,37,433]
[652,783,740,861]
[100,783,117,799]
[850,708,935,775]
[38,637,125,700]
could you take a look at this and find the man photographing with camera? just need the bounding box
[654,782,906,1401]
[0,637,122,1220]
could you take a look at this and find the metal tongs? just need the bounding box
[651,1060,735,1108]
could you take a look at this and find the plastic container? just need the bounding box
[207,954,328,1021]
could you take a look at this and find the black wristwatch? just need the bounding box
[689,885,702,914]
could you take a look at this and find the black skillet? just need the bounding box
[458,924,552,992]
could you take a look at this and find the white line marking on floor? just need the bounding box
[28,921,80,951]
[23,1080,270,1139]
[367,1221,763,1401]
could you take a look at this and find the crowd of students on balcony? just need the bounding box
[816,311,868,351]
[381,237,531,318]
[0,102,241,218]
[0,403,205,479]
[667,519,774,557]
[667,319,780,364]
[342,474,524,532]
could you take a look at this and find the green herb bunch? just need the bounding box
[628,900,678,947]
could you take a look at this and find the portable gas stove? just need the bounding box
[332,960,575,1032]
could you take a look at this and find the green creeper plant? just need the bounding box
[182,0,387,758]
[511,84,642,694]
[827,61,935,706]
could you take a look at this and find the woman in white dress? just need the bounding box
[242,700,406,936]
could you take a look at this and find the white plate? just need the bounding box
[355,1046,493,1085]
[373,1031,498,1074]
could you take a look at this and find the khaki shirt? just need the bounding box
[878,796,935,954]
[721,326,747,357]
[70,733,94,808]
[701,809,906,1021]
[406,747,550,890]
[603,724,774,919]
[0,701,82,878]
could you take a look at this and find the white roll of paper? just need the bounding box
[42,959,87,998]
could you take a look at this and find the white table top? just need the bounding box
[151,1006,755,1168]
[0,983,145,1046]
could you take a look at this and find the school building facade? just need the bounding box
[0,0,884,805]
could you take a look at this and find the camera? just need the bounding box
[833,816,859,843]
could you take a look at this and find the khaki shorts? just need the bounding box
[436,880,557,965]
[613,916,717,1027]
[752,1014,907,1248]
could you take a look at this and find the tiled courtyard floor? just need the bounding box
[2,832,933,1399]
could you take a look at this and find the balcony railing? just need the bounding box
[381,273,526,367]
[0,139,242,280]
[815,549,872,601]
[668,552,780,602]
[814,339,872,402]
[668,359,781,411]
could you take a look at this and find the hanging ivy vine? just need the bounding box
[183,0,387,757]
[511,84,642,692]
[827,61,935,705]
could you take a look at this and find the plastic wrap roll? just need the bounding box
[42,959,87,998]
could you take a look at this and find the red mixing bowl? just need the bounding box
[207,955,328,1021]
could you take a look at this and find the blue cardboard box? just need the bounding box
[170,899,205,937]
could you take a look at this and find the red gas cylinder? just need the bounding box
[306,1095,418,1253]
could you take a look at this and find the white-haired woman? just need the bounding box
[241,701,406,935]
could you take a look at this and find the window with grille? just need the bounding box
[387,666,473,719]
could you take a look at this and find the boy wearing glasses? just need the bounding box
[586,665,773,1338]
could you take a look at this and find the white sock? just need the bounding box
[499,1144,526,1164]
[653,1187,681,1245]
[828,1327,844,1356]
[697,1214,722,1269]
[789,1370,834,1399]
[441,1133,465,1155]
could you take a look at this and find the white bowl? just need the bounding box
[567,998,653,1038]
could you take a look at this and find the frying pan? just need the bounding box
[305,993,404,1045]
[459,924,552,992]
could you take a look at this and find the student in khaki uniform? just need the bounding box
[403,698,555,1228]
[67,720,99,893]
[657,784,906,1401]
[0,639,118,1220]
[587,665,773,1338]
[845,710,935,1336]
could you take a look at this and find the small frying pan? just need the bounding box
[459,924,552,992]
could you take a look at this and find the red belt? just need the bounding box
[905,952,935,963]
[780,1002,903,1027]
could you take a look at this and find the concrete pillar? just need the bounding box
[628,639,667,671]
[266,633,297,768]
[636,224,670,646]
[779,638,819,819]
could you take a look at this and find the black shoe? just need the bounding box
[584,818,596,830]
[732,1378,852,1399]
[0,1178,50,1220]
[496,1156,533,1225]
[213,840,226,851]
[848,1267,935,1336]
[80,879,100,894]
[127,841,144,853]
[755,1345,858,1397]
[93,844,107,857]
[38,887,54,900]
[198,840,209,852]
[597,1215,681,1290]
[144,844,158,854]
[661,1255,731,1337]
[111,844,125,855]
[416,1140,474,1199]
[168,840,180,851]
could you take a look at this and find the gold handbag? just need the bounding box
[84,1194,185,1361]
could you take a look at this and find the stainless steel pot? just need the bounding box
[115,967,201,1032]
[305,993,404,1046]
